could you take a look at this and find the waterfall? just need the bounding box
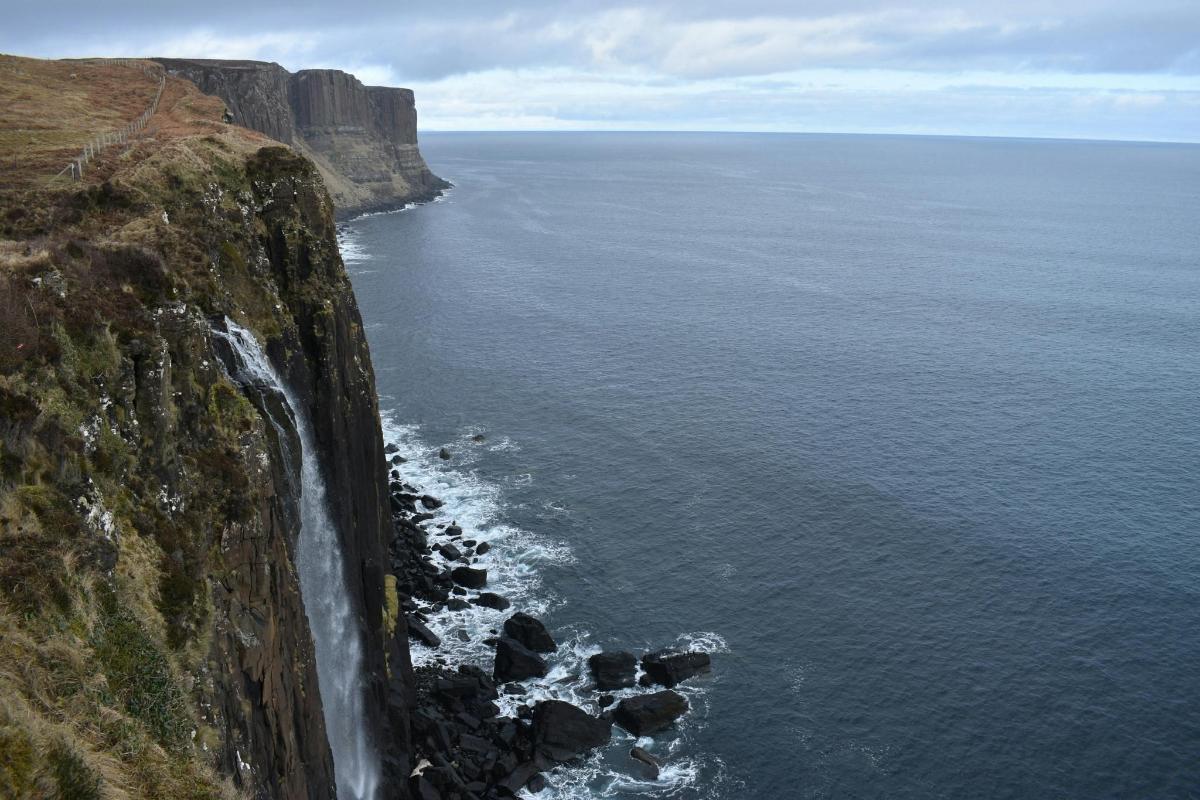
[213,320,380,800]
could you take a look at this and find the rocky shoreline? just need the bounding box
[384,442,714,798]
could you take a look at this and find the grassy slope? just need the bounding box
[0,55,332,799]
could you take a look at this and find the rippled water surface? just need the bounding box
[344,133,1200,799]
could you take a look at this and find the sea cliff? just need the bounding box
[0,56,409,798]
[155,58,449,218]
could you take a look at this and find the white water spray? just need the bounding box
[215,321,380,800]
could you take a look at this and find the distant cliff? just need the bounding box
[156,58,449,218]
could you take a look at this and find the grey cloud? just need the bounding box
[6,1,1200,78]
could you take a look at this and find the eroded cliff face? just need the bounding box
[157,59,449,218]
[0,58,410,799]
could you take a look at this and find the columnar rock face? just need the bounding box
[157,58,449,217]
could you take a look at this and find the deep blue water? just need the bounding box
[344,133,1200,799]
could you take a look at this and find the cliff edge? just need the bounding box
[155,58,449,218]
[0,55,411,798]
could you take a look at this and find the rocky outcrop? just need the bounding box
[0,60,413,799]
[156,58,449,218]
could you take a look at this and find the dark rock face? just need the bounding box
[641,650,712,688]
[531,700,613,762]
[613,691,690,736]
[503,613,557,653]
[589,651,638,690]
[494,638,549,683]
[154,59,449,217]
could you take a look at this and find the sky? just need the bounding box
[3,0,1198,141]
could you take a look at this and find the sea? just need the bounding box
[340,132,1200,799]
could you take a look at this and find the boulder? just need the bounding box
[630,747,660,780]
[471,592,511,610]
[420,494,443,509]
[436,543,462,560]
[494,637,549,683]
[475,541,491,555]
[451,566,487,588]
[503,613,557,653]
[408,618,441,649]
[612,690,688,736]
[640,650,711,687]
[439,447,451,460]
[588,651,637,690]
[531,700,612,762]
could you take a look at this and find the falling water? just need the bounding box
[214,320,380,800]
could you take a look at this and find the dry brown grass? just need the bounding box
[0,53,271,192]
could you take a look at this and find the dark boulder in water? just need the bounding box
[451,566,487,588]
[408,618,441,649]
[438,447,451,460]
[613,690,689,735]
[436,542,462,560]
[503,612,557,653]
[446,598,470,611]
[420,494,443,509]
[531,700,612,762]
[475,541,490,555]
[445,523,463,537]
[630,746,661,779]
[471,592,511,610]
[641,650,711,687]
[494,637,549,682]
[390,454,406,465]
[598,694,615,708]
[385,443,399,454]
[589,651,637,690]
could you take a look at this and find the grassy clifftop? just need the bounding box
[0,55,396,799]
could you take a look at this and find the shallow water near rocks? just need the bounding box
[345,132,1200,799]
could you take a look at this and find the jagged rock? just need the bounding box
[641,650,711,687]
[526,773,546,793]
[420,494,443,509]
[598,694,615,709]
[531,700,613,762]
[472,592,511,610]
[613,691,689,736]
[436,543,462,560]
[451,566,487,588]
[589,651,638,690]
[503,613,557,653]
[493,638,549,683]
[471,434,487,443]
[438,447,451,460]
[445,524,463,537]
[630,747,660,779]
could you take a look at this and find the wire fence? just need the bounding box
[55,59,166,182]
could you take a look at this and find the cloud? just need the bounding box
[2,1,1198,140]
